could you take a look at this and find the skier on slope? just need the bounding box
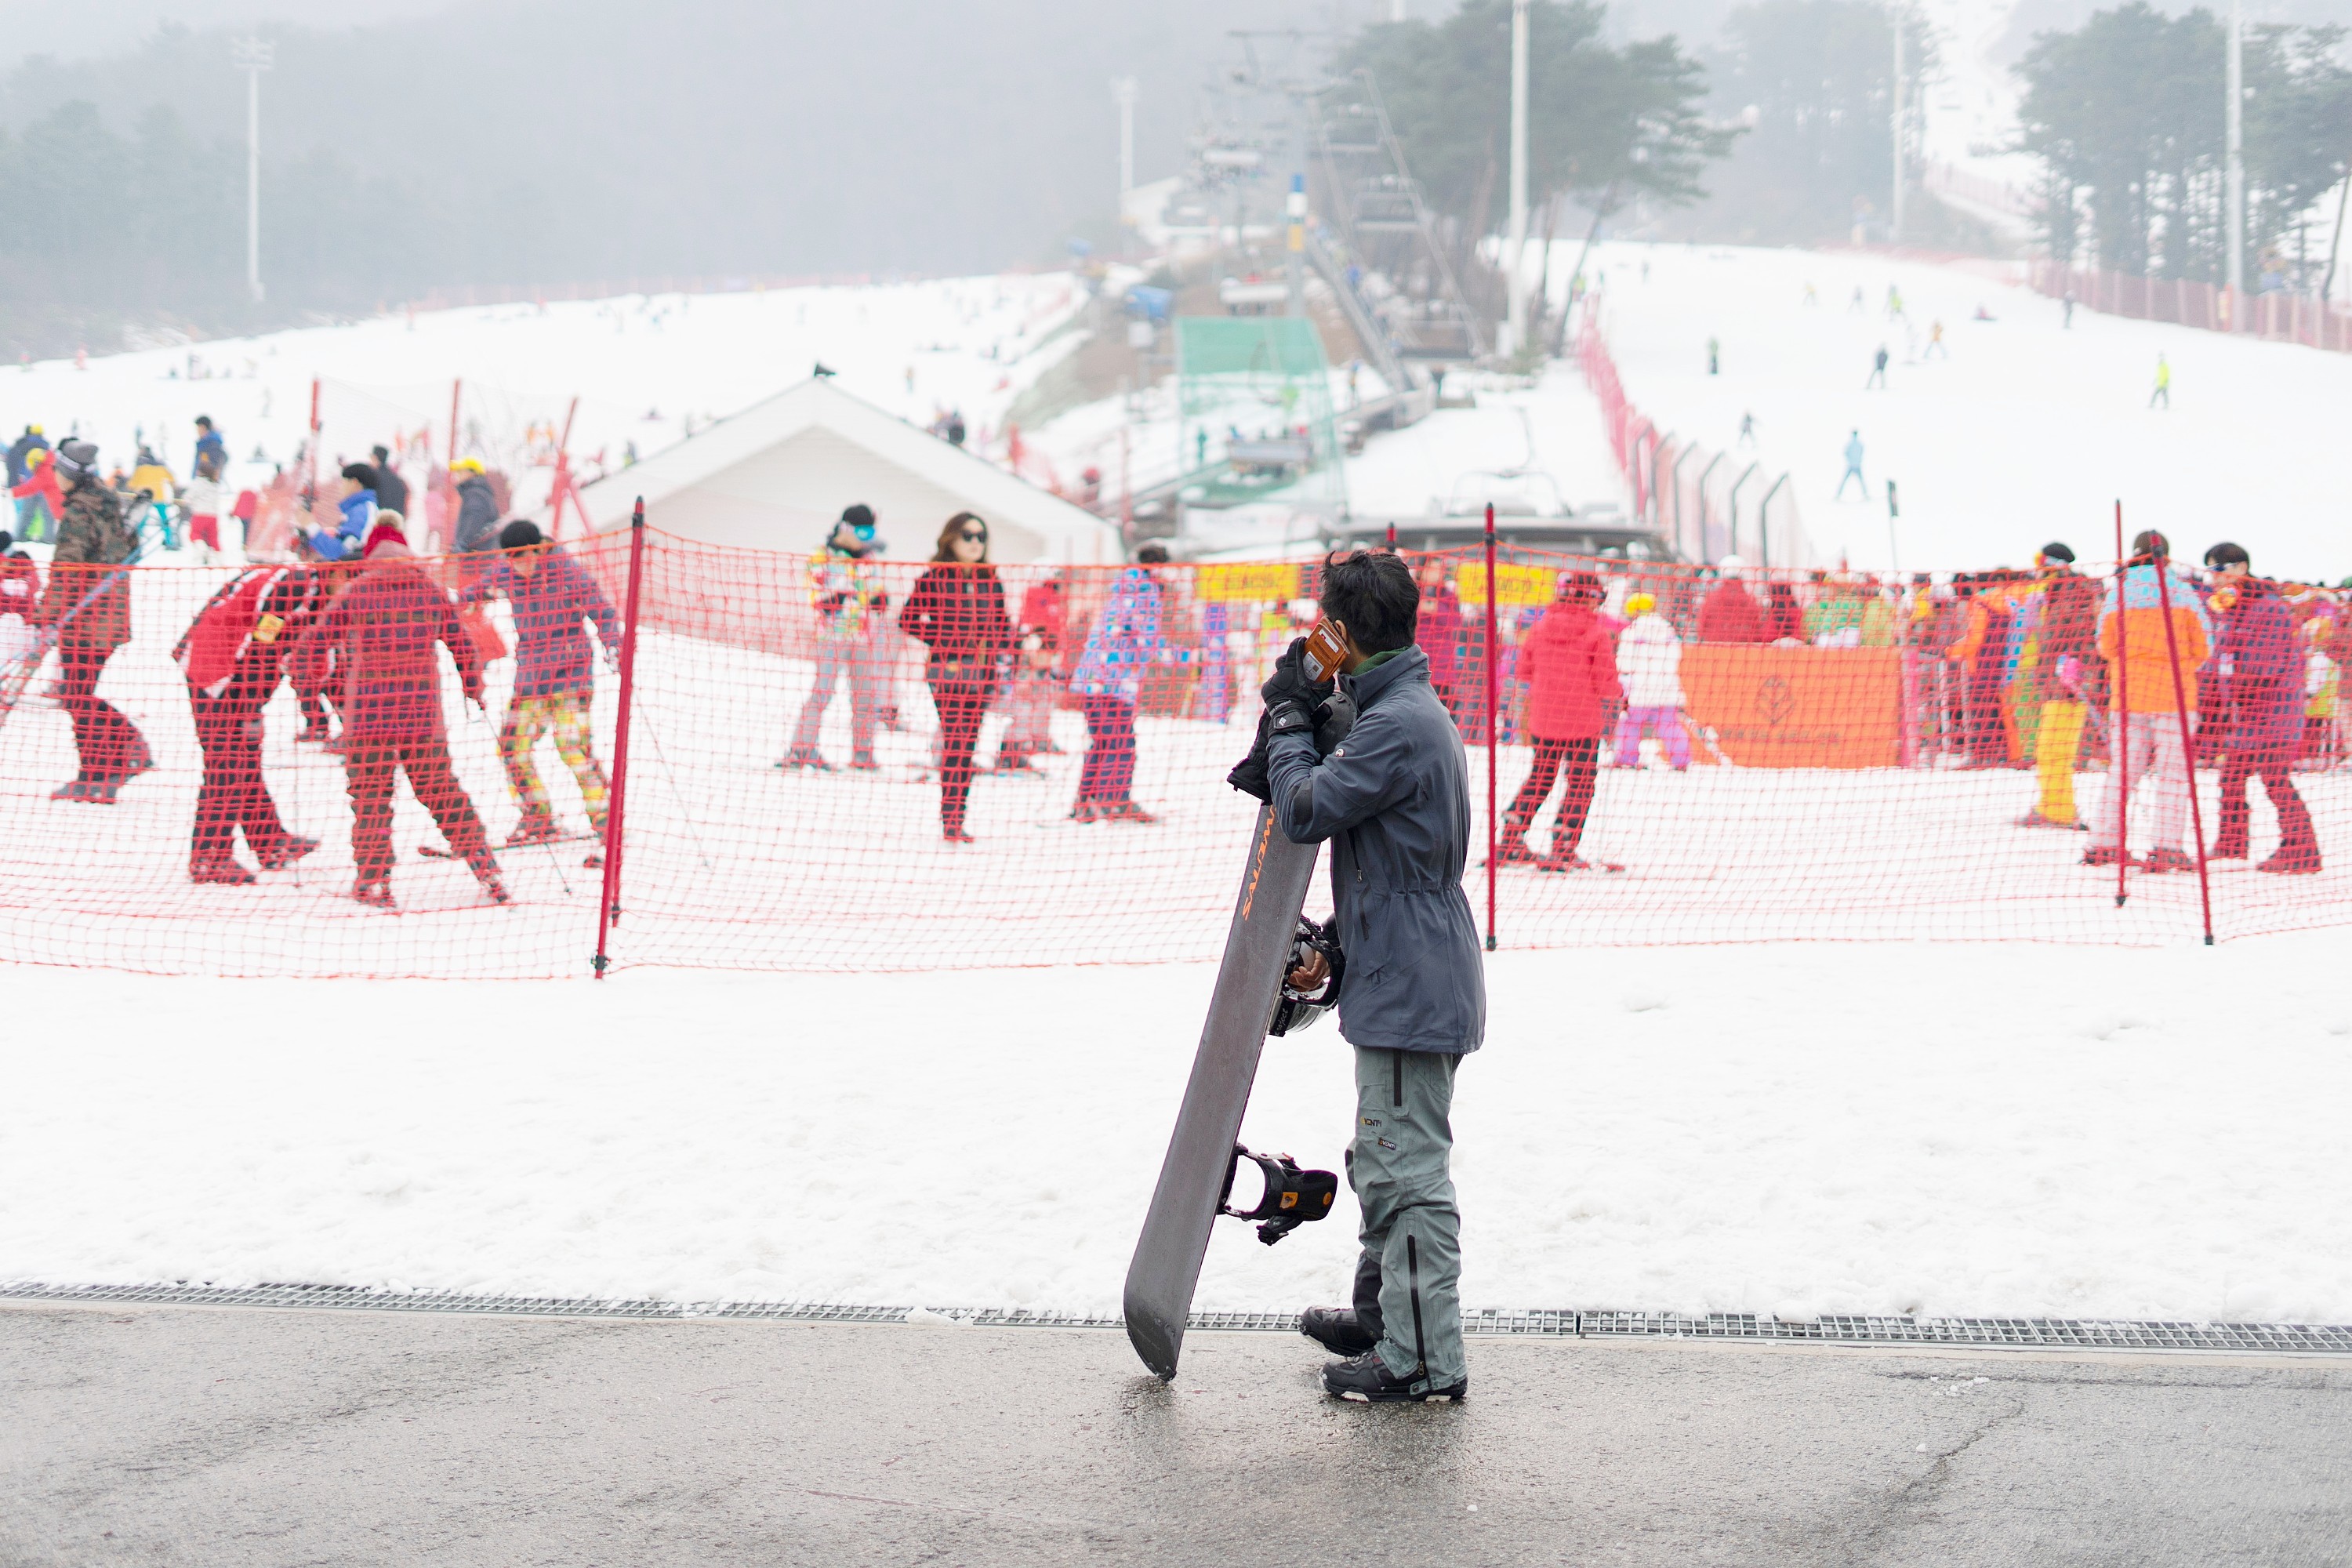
[1611,593,1690,769]
[33,440,152,803]
[783,505,891,771]
[2149,353,2171,410]
[2204,543,2319,873]
[1697,555,1768,644]
[174,562,325,884]
[2083,530,2209,873]
[292,517,508,909]
[899,512,1012,843]
[1257,549,1483,1403]
[1835,431,1867,500]
[1494,571,1622,871]
[466,520,622,864]
[1864,344,1889,390]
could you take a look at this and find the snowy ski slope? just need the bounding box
[1584,241,2352,576]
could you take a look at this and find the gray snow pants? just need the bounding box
[1348,1045,1465,1388]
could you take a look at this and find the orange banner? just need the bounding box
[1681,646,1902,769]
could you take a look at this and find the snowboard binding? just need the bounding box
[1218,1145,1338,1246]
[1268,915,1345,1037]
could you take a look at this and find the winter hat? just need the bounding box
[361,514,409,559]
[53,439,97,480]
[2038,541,2075,564]
[451,456,486,475]
[1717,554,1746,572]
[498,519,544,550]
[840,503,877,532]
[1626,592,1657,617]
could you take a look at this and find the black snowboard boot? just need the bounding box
[1320,1350,1465,1403]
[1299,1306,1377,1357]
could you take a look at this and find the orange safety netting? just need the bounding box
[2,530,2346,977]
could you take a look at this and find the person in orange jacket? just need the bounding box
[2086,530,2212,873]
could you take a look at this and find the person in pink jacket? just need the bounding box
[1497,572,1622,870]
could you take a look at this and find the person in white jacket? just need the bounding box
[1612,592,1690,768]
[182,452,228,564]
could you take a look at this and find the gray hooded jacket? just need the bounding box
[1264,644,1486,1054]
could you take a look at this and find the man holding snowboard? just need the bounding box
[1258,550,1485,1403]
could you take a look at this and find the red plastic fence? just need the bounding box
[2028,258,2352,350]
[2,532,2347,977]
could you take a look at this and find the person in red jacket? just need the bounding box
[292,518,506,908]
[175,564,326,882]
[1696,555,1769,644]
[1498,572,1624,871]
[1416,556,1466,714]
[900,512,1012,842]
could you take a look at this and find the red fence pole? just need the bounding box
[593,498,649,978]
[2114,501,2129,908]
[2149,532,2216,945]
[1484,503,1498,953]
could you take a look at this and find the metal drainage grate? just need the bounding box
[5,1283,2349,1356]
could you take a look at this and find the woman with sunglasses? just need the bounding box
[901,512,1013,842]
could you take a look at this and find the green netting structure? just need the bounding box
[1174,316,1347,514]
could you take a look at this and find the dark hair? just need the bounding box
[194,416,212,428]
[2131,528,2169,561]
[1135,542,1170,564]
[2204,541,2249,569]
[933,511,988,562]
[1319,549,1418,654]
[840,503,876,530]
[498,519,544,550]
[340,462,376,485]
[2039,541,2075,564]
[372,445,390,462]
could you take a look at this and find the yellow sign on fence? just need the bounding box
[1194,562,1302,602]
[1454,561,1556,606]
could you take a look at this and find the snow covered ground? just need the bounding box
[5,935,2349,1323]
[1581,241,2352,576]
[2,272,1088,539]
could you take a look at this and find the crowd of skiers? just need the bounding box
[5,425,622,909]
[783,502,1190,840]
[6,441,2339,883]
[1460,536,2339,876]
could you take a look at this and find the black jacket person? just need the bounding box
[1261,549,1483,1403]
[33,440,150,801]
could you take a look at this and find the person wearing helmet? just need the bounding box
[1611,591,1689,769]
[449,457,501,554]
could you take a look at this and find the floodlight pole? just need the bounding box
[1505,0,1531,355]
[232,38,274,303]
[2227,0,2245,307]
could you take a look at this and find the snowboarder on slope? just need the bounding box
[2148,353,2171,409]
[1864,344,1889,390]
[1259,549,1483,1403]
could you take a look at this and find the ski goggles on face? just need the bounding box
[851,522,877,541]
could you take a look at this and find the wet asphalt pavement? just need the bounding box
[4,1302,2350,1566]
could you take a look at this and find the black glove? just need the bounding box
[1260,636,1331,713]
[1313,685,1358,754]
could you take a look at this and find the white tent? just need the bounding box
[572,376,1120,563]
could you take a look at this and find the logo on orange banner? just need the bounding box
[1681,646,1901,768]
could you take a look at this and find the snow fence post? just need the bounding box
[593,498,648,978]
[2114,500,2129,909]
[1484,503,1498,952]
[2148,529,2216,944]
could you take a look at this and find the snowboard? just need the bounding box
[1122,800,1321,1380]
